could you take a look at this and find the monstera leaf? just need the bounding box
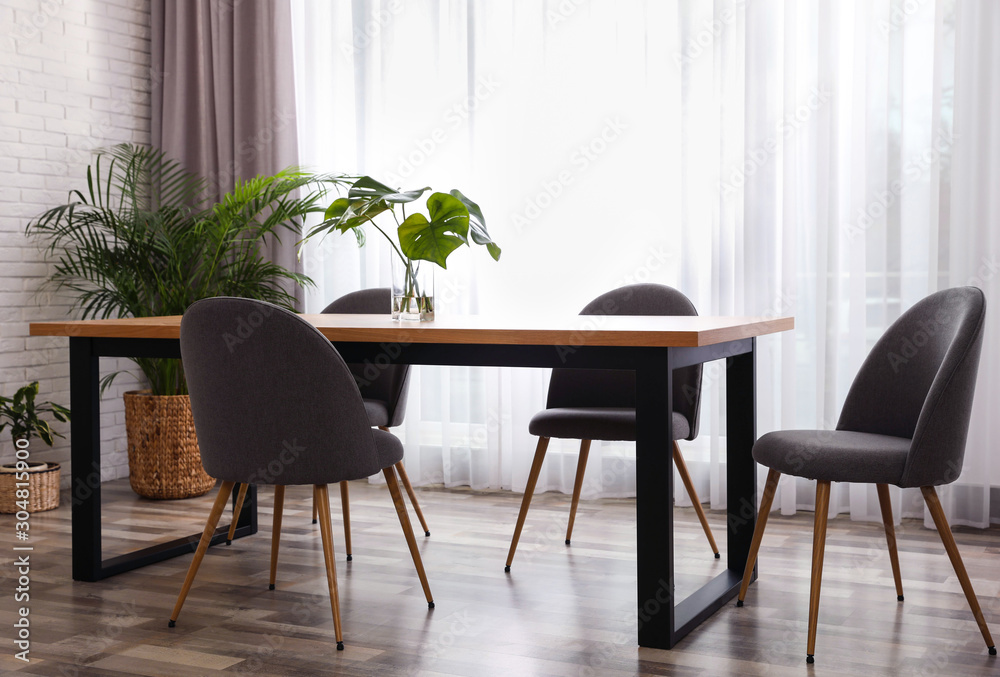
[308,176,501,275]
[397,192,470,268]
[450,189,500,261]
[349,176,430,204]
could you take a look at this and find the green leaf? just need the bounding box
[38,421,53,446]
[324,197,352,222]
[397,193,470,268]
[450,189,501,261]
[316,197,391,238]
[349,176,430,204]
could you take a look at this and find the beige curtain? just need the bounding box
[150,0,303,306]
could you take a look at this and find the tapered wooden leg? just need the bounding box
[226,483,249,545]
[395,461,430,537]
[876,484,904,601]
[806,480,831,663]
[505,437,550,572]
[312,497,318,524]
[673,442,720,558]
[378,425,431,537]
[383,466,434,608]
[340,481,352,561]
[315,484,345,650]
[921,486,996,654]
[169,481,235,627]
[565,440,591,545]
[738,468,781,604]
[269,485,285,590]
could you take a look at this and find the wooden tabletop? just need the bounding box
[30,314,793,347]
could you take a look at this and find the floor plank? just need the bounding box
[5,479,1000,676]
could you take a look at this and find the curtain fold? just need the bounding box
[286,0,995,528]
[151,0,304,306]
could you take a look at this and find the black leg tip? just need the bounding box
[346,554,352,562]
[312,519,318,524]
[565,539,571,545]
[897,595,904,602]
[988,646,996,656]
[268,584,275,591]
[225,539,232,546]
[714,552,721,559]
[736,599,744,607]
[428,601,435,609]
[806,655,814,664]
[425,530,430,537]
[504,565,511,573]
[168,620,176,628]
[336,641,344,651]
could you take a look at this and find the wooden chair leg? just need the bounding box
[312,496,318,524]
[738,468,781,605]
[314,484,345,650]
[378,426,431,537]
[269,485,285,590]
[876,484,904,601]
[673,441,720,558]
[505,437,550,572]
[806,480,831,664]
[921,486,996,654]
[169,481,235,627]
[395,461,430,537]
[565,439,591,546]
[226,483,248,545]
[383,466,435,608]
[340,481,352,561]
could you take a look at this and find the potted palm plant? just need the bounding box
[306,176,501,320]
[26,144,350,498]
[0,381,70,513]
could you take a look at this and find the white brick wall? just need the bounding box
[0,0,151,486]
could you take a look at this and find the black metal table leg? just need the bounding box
[70,337,102,581]
[726,339,757,576]
[631,339,758,649]
[68,336,257,582]
[635,348,675,648]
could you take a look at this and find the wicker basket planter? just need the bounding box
[0,462,60,513]
[123,390,215,500]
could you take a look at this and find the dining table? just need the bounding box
[30,311,793,650]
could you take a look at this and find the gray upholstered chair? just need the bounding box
[228,288,429,560]
[169,297,434,651]
[317,288,428,556]
[736,286,995,663]
[505,283,718,572]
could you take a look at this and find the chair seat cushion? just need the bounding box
[528,407,691,442]
[363,398,391,428]
[372,428,404,469]
[752,430,911,484]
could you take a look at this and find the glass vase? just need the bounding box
[391,256,434,321]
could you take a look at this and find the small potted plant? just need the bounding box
[0,381,70,513]
[306,177,501,321]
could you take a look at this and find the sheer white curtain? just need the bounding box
[291,0,997,528]
[730,0,997,528]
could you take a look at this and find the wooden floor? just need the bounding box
[3,478,999,676]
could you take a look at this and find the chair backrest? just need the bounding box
[321,288,411,427]
[837,286,986,487]
[180,297,383,485]
[546,283,704,440]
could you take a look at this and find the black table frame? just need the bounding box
[68,333,757,650]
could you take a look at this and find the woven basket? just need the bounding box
[124,390,215,500]
[0,462,60,513]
